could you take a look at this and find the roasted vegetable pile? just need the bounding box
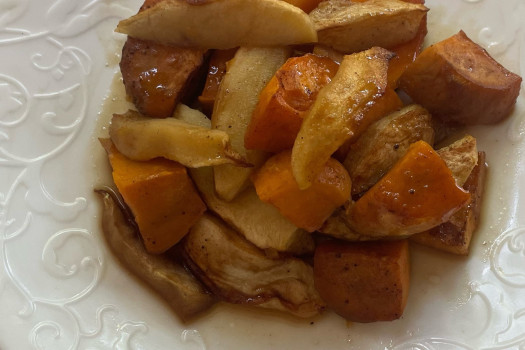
[97,0,521,323]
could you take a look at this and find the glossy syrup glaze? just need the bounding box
[0,0,524,349]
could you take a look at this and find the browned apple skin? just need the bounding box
[96,188,215,322]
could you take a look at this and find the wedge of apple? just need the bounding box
[116,0,317,49]
[172,103,211,129]
[291,47,393,189]
[109,110,246,168]
[212,46,291,201]
[310,0,428,53]
[189,167,314,255]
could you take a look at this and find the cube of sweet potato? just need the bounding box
[346,141,471,238]
[101,139,206,254]
[314,239,410,322]
[120,37,206,118]
[252,150,351,232]
[399,31,522,125]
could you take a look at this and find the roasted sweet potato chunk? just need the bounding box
[244,54,339,153]
[314,239,410,322]
[101,139,206,254]
[399,30,522,125]
[346,140,471,237]
[252,150,351,232]
[120,37,206,118]
[411,152,486,255]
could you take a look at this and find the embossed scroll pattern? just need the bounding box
[0,0,524,349]
[392,225,525,350]
[0,0,150,349]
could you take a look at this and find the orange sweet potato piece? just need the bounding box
[252,150,351,232]
[314,239,410,322]
[411,152,487,255]
[120,37,207,118]
[244,54,339,153]
[346,140,471,237]
[100,139,206,254]
[399,30,522,125]
[198,49,237,115]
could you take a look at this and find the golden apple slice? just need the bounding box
[172,103,211,129]
[116,0,317,49]
[310,0,427,53]
[212,46,291,201]
[109,110,246,168]
[291,47,393,189]
[189,167,314,255]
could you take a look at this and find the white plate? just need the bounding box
[1,0,524,349]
